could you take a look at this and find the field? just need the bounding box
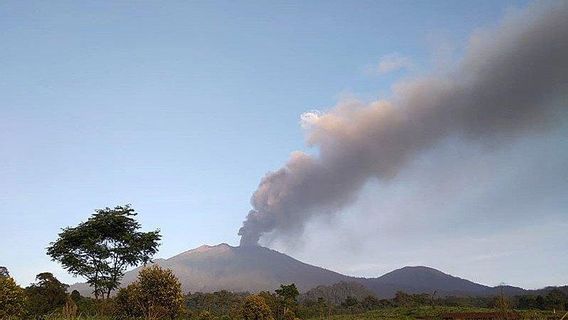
[306,307,559,320]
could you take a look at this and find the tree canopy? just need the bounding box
[0,266,9,278]
[116,265,184,319]
[0,275,25,319]
[242,295,274,320]
[47,204,161,299]
[25,272,69,317]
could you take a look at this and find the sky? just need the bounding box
[1,0,566,289]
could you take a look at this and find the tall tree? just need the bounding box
[25,272,69,317]
[47,204,161,299]
[276,284,299,319]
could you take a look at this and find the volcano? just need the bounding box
[69,244,539,298]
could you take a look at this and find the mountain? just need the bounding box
[68,244,549,298]
[70,244,350,296]
[359,266,490,297]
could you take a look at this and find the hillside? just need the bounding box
[360,266,491,297]
[69,244,556,298]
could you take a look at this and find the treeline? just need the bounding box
[0,265,301,319]
[2,264,568,319]
[296,284,568,317]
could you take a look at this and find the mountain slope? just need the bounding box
[360,266,490,297]
[69,244,548,298]
[70,244,351,296]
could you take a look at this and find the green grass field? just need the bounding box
[306,306,558,320]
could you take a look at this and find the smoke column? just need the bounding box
[239,2,568,246]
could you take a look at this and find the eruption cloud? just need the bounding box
[239,2,568,246]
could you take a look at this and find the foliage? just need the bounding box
[276,283,300,319]
[47,204,161,299]
[185,290,247,318]
[258,291,280,319]
[0,266,10,278]
[276,284,300,305]
[301,282,376,306]
[69,293,101,317]
[62,296,78,319]
[0,275,26,319]
[25,272,69,317]
[242,294,274,320]
[115,265,183,319]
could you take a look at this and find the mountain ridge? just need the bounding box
[68,244,563,298]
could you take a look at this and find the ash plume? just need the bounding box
[239,2,568,246]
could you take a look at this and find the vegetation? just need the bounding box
[115,265,184,319]
[242,295,274,320]
[2,206,567,319]
[47,204,161,299]
[0,269,26,319]
[25,272,69,317]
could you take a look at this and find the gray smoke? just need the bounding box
[239,2,568,246]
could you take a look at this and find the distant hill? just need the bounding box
[68,244,564,298]
[359,266,491,297]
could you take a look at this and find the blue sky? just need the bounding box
[5,0,567,289]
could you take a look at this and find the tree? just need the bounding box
[25,272,69,317]
[242,295,274,320]
[361,295,380,310]
[545,289,567,311]
[0,275,26,319]
[276,283,299,318]
[116,265,184,319]
[70,290,82,303]
[0,266,9,278]
[276,284,299,305]
[394,291,413,307]
[47,204,161,299]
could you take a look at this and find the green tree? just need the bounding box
[0,266,9,278]
[544,289,567,311]
[361,295,380,310]
[394,291,412,307]
[242,295,274,320]
[47,204,161,299]
[25,272,69,317]
[70,289,82,303]
[276,283,299,318]
[116,265,184,319]
[0,275,26,319]
[275,284,299,305]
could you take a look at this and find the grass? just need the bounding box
[32,306,563,320]
[306,306,558,320]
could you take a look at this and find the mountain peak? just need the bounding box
[395,266,447,275]
[197,243,233,250]
[178,243,234,255]
[69,244,516,298]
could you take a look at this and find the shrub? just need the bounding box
[115,265,183,319]
[242,295,274,320]
[25,272,68,317]
[0,276,26,319]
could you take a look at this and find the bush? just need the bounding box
[115,265,183,319]
[25,272,68,317]
[0,276,26,319]
[242,295,274,320]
